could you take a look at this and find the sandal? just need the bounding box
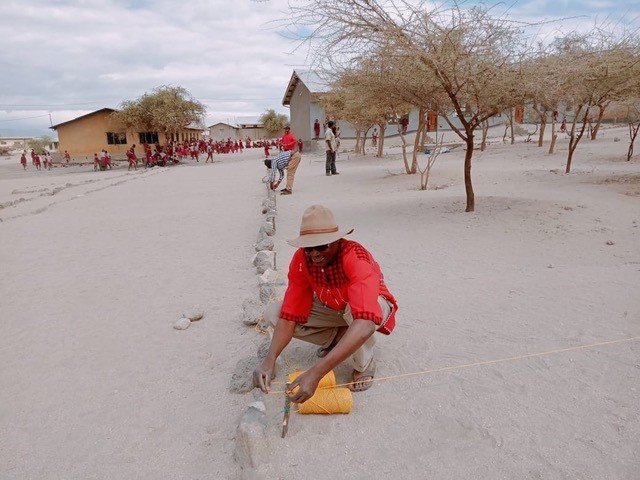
[349,360,376,392]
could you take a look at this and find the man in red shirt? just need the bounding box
[281,126,296,151]
[253,205,398,403]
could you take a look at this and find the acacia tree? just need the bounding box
[27,136,53,152]
[624,101,640,161]
[113,86,205,140]
[418,133,445,190]
[522,52,565,149]
[357,53,441,173]
[587,38,639,141]
[555,33,639,173]
[333,78,387,156]
[609,99,640,161]
[289,1,526,211]
[344,59,413,167]
[318,78,388,155]
[260,109,289,137]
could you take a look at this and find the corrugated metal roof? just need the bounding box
[297,71,329,93]
[50,108,116,129]
[51,108,204,131]
[208,122,239,129]
[235,116,262,127]
[282,70,330,106]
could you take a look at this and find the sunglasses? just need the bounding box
[303,243,330,253]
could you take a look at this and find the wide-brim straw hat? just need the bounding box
[287,205,354,248]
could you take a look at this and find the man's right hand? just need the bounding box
[253,361,275,393]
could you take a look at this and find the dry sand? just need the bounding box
[1,127,639,479]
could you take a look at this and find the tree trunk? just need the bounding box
[420,122,428,150]
[628,122,640,161]
[509,109,515,145]
[480,120,488,151]
[464,133,475,212]
[420,169,429,190]
[548,115,557,154]
[566,106,590,173]
[377,124,385,158]
[538,112,546,147]
[591,104,606,140]
[411,107,425,173]
[354,130,362,154]
[400,126,410,174]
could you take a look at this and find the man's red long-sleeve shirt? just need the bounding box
[280,240,397,335]
[281,131,297,151]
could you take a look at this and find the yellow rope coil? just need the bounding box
[298,388,353,415]
[287,370,336,389]
[286,370,353,414]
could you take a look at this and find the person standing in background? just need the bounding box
[325,120,338,176]
[281,126,296,152]
[314,119,321,139]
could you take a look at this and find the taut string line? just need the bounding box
[268,335,640,395]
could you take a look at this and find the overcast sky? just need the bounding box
[0,0,635,138]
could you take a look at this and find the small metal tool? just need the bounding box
[281,383,292,438]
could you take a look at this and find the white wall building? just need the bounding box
[282,70,506,145]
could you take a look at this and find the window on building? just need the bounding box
[139,132,159,144]
[106,132,127,145]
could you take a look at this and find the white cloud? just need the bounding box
[0,0,635,137]
[0,0,307,136]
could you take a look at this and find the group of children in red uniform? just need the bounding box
[21,135,293,173]
[20,149,52,171]
[93,150,113,171]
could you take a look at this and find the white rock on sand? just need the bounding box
[258,268,278,285]
[173,317,191,330]
[0,126,639,479]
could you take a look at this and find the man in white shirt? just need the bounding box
[325,120,339,176]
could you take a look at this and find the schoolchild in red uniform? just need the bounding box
[127,147,138,171]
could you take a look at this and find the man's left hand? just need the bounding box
[288,369,322,404]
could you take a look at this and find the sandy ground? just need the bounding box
[1,127,639,479]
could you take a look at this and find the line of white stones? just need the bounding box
[233,185,280,479]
